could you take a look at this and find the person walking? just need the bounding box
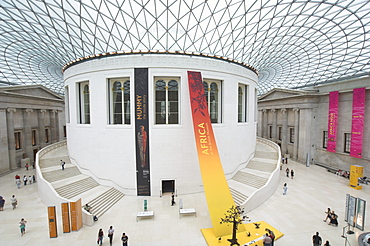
[28,175,33,184]
[291,169,294,179]
[11,195,17,209]
[171,193,175,206]
[107,225,114,246]
[323,208,331,222]
[19,218,27,236]
[283,183,288,195]
[324,240,330,246]
[0,196,5,211]
[263,233,272,246]
[23,175,27,186]
[312,232,322,246]
[265,228,275,246]
[16,178,21,189]
[97,228,104,245]
[286,167,290,177]
[60,160,65,170]
[121,232,129,246]
[25,163,29,170]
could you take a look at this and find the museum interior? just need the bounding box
[0,1,369,246]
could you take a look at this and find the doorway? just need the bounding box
[162,180,175,194]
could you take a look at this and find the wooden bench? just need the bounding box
[137,211,154,221]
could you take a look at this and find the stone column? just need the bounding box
[23,109,33,162]
[271,109,277,141]
[262,109,268,138]
[49,110,57,143]
[281,108,288,155]
[6,108,17,169]
[257,110,263,137]
[0,109,10,173]
[38,109,46,149]
[293,108,300,159]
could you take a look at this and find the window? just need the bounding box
[32,129,37,146]
[63,126,67,138]
[65,86,70,123]
[78,82,90,124]
[14,131,21,150]
[289,128,294,143]
[278,126,282,140]
[203,79,222,123]
[238,84,248,122]
[344,133,351,153]
[155,77,179,124]
[109,78,130,124]
[268,125,272,138]
[254,88,258,122]
[45,128,49,143]
[323,131,328,148]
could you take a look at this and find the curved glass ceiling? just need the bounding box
[0,0,369,95]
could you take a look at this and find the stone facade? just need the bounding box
[257,76,370,176]
[0,85,66,175]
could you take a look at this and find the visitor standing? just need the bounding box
[23,175,27,186]
[263,233,272,246]
[108,225,114,246]
[97,228,104,245]
[283,183,288,195]
[60,160,65,170]
[121,232,129,246]
[19,218,27,236]
[286,167,290,177]
[171,193,175,206]
[312,232,322,246]
[291,169,294,179]
[0,196,5,211]
[323,208,331,222]
[11,195,17,209]
[16,178,21,189]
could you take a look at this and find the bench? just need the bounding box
[179,208,196,218]
[137,211,154,221]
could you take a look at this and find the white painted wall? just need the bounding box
[64,54,258,196]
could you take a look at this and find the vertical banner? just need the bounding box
[188,71,239,237]
[135,68,151,196]
[355,198,366,231]
[47,206,58,238]
[327,91,338,152]
[61,202,71,233]
[350,87,365,158]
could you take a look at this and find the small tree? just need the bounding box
[220,205,250,246]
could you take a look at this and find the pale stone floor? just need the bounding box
[0,159,369,246]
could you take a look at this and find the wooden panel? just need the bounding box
[47,206,58,238]
[61,202,70,233]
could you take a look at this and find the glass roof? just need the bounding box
[0,0,369,95]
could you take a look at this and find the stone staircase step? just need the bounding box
[230,187,248,206]
[88,187,125,218]
[39,156,70,168]
[55,177,100,199]
[42,166,81,183]
[232,171,268,189]
[247,160,277,173]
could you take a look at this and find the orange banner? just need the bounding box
[188,71,239,237]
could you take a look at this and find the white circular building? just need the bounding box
[63,52,258,196]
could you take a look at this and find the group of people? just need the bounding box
[313,232,331,246]
[285,167,294,179]
[324,208,338,226]
[97,226,128,246]
[262,228,275,246]
[15,174,35,188]
[0,195,18,210]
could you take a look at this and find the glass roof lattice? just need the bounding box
[0,0,369,95]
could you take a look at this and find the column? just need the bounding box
[38,109,46,149]
[281,108,288,155]
[257,110,263,137]
[293,108,300,159]
[0,109,10,173]
[49,110,57,143]
[6,108,17,169]
[23,109,33,161]
[271,109,277,141]
[262,109,268,138]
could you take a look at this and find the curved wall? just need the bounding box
[64,54,258,196]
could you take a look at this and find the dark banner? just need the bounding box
[135,68,151,196]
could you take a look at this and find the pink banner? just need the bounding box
[350,87,366,158]
[327,91,339,152]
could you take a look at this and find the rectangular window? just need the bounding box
[78,82,90,124]
[268,125,272,138]
[323,131,328,149]
[155,77,179,124]
[289,128,294,143]
[254,88,258,122]
[14,131,21,150]
[278,126,282,140]
[45,128,50,143]
[238,84,249,122]
[344,133,351,153]
[65,86,70,123]
[204,79,222,123]
[63,126,67,138]
[109,78,130,124]
[32,129,37,146]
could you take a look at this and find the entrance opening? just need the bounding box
[162,180,175,194]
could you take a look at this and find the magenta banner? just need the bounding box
[350,87,366,158]
[327,91,339,152]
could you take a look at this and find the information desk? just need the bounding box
[179,208,196,218]
[136,211,154,221]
